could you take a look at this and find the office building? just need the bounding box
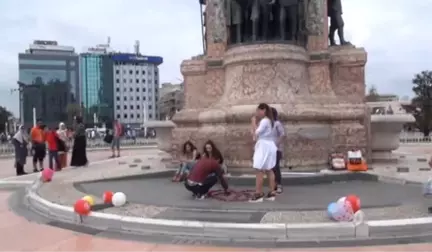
[112,52,163,127]
[80,41,115,124]
[18,40,79,126]
[158,83,184,120]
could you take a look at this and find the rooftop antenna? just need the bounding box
[134,40,140,55]
[107,36,111,47]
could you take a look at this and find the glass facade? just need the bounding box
[18,54,79,127]
[80,54,114,124]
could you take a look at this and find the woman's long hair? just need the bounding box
[182,141,196,155]
[271,107,278,121]
[203,140,224,164]
[257,103,274,127]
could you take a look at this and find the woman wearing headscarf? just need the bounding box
[12,125,29,176]
[57,122,69,169]
[70,116,88,167]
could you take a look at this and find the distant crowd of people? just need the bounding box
[11,117,126,176]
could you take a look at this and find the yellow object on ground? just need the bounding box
[82,195,95,206]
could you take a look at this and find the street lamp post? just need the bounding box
[13,81,41,127]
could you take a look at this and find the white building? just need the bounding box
[112,53,163,127]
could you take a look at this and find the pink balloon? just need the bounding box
[41,168,54,182]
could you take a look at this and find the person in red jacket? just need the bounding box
[185,157,229,199]
[46,127,61,171]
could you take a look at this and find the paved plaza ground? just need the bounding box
[0,148,147,180]
[0,190,431,251]
[0,144,432,250]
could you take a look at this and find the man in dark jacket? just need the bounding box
[185,157,229,199]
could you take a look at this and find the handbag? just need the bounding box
[104,133,113,144]
[56,137,66,152]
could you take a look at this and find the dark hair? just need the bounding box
[75,116,83,124]
[203,140,224,164]
[257,103,274,126]
[271,107,278,121]
[182,141,196,155]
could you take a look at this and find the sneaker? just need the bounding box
[195,194,206,200]
[265,192,276,201]
[276,185,283,194]
[249,193,264,203]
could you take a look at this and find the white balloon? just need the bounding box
[337,197,346,204]
[112,192,127,207]
[353,210,366,225]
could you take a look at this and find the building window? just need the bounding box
[116,96,120,101]
[116,70,119,74]
[117,114,120,119]
[131,114,134,118]
[142,88,146,92]
[136,70,139,74]
[124,105,127,109]
[123,70,126,74]
[149,114,152,119]
[124,96,127,101]
[130,88,133,92]
[136,88,139,92]
[130,96,133,101]
[136,79,139,83]
[130,105,134,109]
[129,70,133,74]
[149,105,152,109]
[136,96,140,100]
[142,70,146,75]
[143,97,146,101]
[130,79,133,83]
[154,70,158,75]
[137,105,140,109]
[116,88,120,92]
[124,114,127,118]
[137,114,140,118]
[142,79,146,83]
[123,79,126,83]
[154,80,158,84]
[124,88,127,92]
[116,79,119,83]
[116,105,120,110]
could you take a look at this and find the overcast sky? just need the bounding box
[0,0,430,115]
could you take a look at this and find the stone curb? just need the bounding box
[24,178,370,240]
[22,172,432,241]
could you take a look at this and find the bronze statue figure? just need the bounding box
[249,0,274,41]
[278,0,299,41]
[225,0,244,44]
[327,0,350,46]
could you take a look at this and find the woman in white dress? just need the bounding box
[250,103,278,202]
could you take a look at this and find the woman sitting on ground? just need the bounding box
[202,140,227,174]
[172,141,200,182]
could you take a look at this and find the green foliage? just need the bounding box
[411,70,432,136]
[365,85,379,102]
[0,106,13,132]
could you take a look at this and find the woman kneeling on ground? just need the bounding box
[172,141,200,182]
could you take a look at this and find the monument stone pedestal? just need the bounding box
[171,0,369,172]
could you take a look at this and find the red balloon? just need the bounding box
[103,191,113,204]
[345,195,361,213]
[74,199,91,215]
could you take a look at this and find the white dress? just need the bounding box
[253,117,278,170]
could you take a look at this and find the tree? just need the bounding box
[365,85,379,102]
[0,106,13,132]
[410,70,432,136]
